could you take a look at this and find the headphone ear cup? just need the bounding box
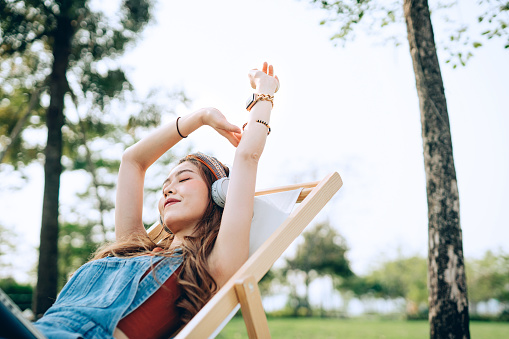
[211,177,229,208]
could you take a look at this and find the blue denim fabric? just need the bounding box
[34,254,183,339]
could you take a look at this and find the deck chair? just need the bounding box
[146,172,343,338]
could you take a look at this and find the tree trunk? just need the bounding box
[304,274,312,317]
[33,14,73,318]
[403,1,470,338]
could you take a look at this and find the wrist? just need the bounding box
[256,79,277,95]
[194,108,208,127]
[256,85,276,95]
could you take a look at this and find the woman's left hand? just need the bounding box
[200,107,242,147]
[248,62,280,94]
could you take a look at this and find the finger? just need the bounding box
[228,123,242,133]
[275,75,280,92]
[220,130,240,147]
[226,133,240,147]
[219,120,242,133]
[248,69,258,89]
[234,132,243,144]
[262,62,268,74]
[232,133,242,146]
[268,65,274,76]
[229,137,240,148]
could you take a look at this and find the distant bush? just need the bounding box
[406,309,428,321]
[0,277,33,311]
[469,309,509,322]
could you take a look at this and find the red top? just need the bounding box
[117,265,183,339]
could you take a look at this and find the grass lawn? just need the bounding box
[216,317,509,338]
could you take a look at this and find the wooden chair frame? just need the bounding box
[147,172,343,338]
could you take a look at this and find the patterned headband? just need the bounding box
[185,152,227,180]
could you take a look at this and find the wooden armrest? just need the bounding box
[255,181,318,203]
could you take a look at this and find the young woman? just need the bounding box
[33,62,279,339]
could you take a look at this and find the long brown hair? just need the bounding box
[91,156,228,327]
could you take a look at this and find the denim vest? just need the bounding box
[34,254,183,339]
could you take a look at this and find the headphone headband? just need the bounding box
[185,152,227,180]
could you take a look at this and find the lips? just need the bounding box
[164,198,180,208]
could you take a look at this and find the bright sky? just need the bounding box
[2,0,508,282]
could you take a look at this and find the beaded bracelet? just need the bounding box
[242,120,271,135]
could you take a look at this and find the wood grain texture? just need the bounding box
[235,276,271,338]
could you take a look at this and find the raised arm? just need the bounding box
[208,62,279,285]
[115,109,240,241]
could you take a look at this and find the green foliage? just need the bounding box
[0,224,17,272]
[258,268,279,296]
[0,0,182,236]
[466,250,509,305]
[344,252,509,318]
[284,222,353,316]
[286,222,353,279]
[310,0,509,67]
[57,222,100,289]
[0,277,33,311]
[0,0,154,168]
[478,0,509,48]
[0,87,46,168]
[311,0,402,44]
[346,255,428,317]
[358,256,428,305]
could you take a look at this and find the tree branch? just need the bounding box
[67,88,109,240]
[0,84,45,164]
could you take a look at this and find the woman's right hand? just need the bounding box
[200,107,242,147]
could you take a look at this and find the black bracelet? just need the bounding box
[176,117,187,138]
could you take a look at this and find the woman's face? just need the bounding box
[158,161,210,235]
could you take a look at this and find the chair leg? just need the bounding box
[234,275,271,339]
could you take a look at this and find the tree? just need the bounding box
[346,255,428,317]
[403,2,469,336]
[284,222,353,316]
[306,1,509,336]
[0,0,154,316]
[57,222,98,289]
[0,224,17,275]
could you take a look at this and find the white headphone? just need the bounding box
[211,177,229,208]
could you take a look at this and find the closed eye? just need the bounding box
[161,179,190,194]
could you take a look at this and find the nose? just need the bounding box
[163,185,175,197]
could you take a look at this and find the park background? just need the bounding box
[1,0,508,334]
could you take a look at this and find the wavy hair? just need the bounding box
[91,156,228,329]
